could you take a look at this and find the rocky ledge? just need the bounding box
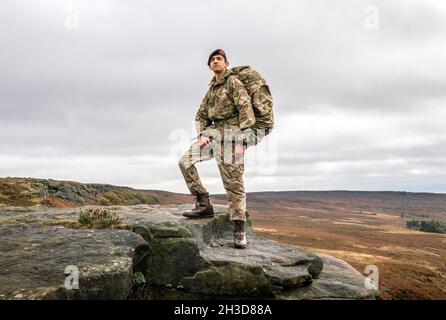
[0,204,377,299]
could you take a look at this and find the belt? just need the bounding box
[212,115,239,126]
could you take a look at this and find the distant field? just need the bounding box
[232,191,446,300]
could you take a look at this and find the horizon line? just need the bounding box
[1,176,445,196]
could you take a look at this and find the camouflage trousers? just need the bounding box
[178,127,250,222]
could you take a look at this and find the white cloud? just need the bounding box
[1,0,445,193]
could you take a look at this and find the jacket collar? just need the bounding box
[209,68,232,86]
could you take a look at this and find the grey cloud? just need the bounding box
[0,0,445,192]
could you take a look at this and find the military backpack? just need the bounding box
[228,66,274,131]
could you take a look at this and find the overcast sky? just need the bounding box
[1,0,446,194]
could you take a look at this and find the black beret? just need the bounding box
[207,49,227,66]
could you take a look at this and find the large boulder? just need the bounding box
[0,204,378,300]
[0,209,148,299]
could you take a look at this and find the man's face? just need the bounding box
[209,55,229,73]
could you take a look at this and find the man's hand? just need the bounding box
[199,135,212,148]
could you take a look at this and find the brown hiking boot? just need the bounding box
[182,193,215,219]
[233,220,247,249]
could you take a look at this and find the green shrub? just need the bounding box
[406,219,446,234]
[99,190,158,206]
[78,210,92,225]
[133,192,158,204]
[132,272,146,285]
[78,207,123,228]
[406,220,420,229]
[99,197,111,206]
[103,191,123,205]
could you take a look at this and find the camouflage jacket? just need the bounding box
[195,69,256,142]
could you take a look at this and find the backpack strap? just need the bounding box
[225,75,237,104]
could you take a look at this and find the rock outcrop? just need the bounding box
[0,177,158,207]
[0,204,377,300]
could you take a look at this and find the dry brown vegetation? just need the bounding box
[238,191,446,300]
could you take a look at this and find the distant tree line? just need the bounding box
[406,219,446,234]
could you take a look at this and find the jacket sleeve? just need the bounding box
[228,77,256,130]
[194,89,212,136]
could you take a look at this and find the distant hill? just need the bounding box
[2,178,446,218]
[241,190,446,220]
[0,177,182,208]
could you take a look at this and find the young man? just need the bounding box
[178,49,256,249]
